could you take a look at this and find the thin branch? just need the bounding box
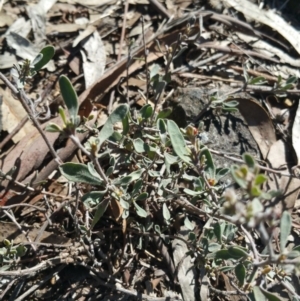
[0,72,62,164]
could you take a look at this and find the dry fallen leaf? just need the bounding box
[81,30,106,88]
[237,97,277,159]
[0,221,70,245]
[222,0,300,55]
[0,87,35,143]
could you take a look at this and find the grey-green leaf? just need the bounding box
[87,162,103,182]
[45,123,62,132]
[216,167,230,180]
[134,201,148,217]
[133,138,149,153]
[99,104,129,146]
[157,118,167,145]
[59,75,79,121]
[82,191,106,208]
[184,216,195,230]
[167,120,191,164]
[60,163,103,186]
[200,147,215,179]
[280,211,292,252]
[91,198,110,229]
[252,286,267,301]
[162,203,171,221]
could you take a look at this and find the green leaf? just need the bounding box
[120,198,129,209]
[60,163,103,186]
[224,100,239,107]
[162,203,171,221]
[133,138,150,153]
[208,242,221,252]
[98,104,129,146]
[280,83,294,90]
[33,45,55,71]
[113,175,132,186]
[45,123,62,132]
[140,104,153,119]
[184,216,195,230]
[132,179,143,195]
[250,185,262,197]
[188,232,196,241]
[167,120,191,164]
[91,198,110,229]
[59,75,79,122]
[109,156,115,167]
[183,188,202,196]
[231,165,247,189]
[106,166,114,177]
[222,107,239,113]
[110,131,123,142]
[243,64,249,83]
[153,80,166,101]
[254,174,268,185]
[16,245,27,257]
[135,192,148,201]
[155,224,161,234]
[113,169,144,186]
[249,76,267,85]
[219,266,235,272]
[292,245,300,252]
[122,113,130,135]
[280,211,292,252]
[148,170,160,177]
[286,76,297,85]
[149,63,160,80]
[128,169,145,181]
[260,286,284,301]
[87,162,103,181]
[235,263,246,286]
[212,247,248,260]
[212,249,232,260]
[243,153,256,169]
[286,250,300,259]
[213,222,222,243]
[133,201,147,217]
[157,118,167,145]
[156,108,172,120]
[251,198,264,215]
[252,286,267,301]
[216,167,230,180]
[164,152,178,165]
[82,191,106,208]
[31,53,43,68]
[228,246,248,259]
[58,106,68,125]
[200,148,215,179]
